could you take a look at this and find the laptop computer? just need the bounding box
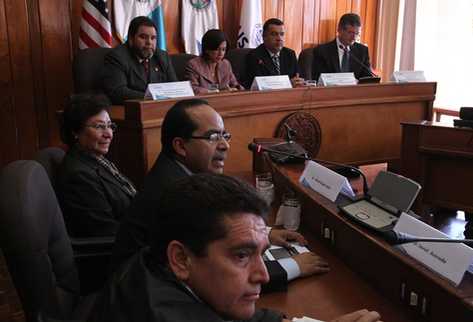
[339,171,421,231]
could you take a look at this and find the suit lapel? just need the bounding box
[257,46,277,75]
[131,58,148,84]
[329,40,341,73]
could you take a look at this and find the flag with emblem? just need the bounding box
[79,0,112,49]
[114,0,167,50]
[181,0,219,55]
[237,0,263,48]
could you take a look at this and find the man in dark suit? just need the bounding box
[111,98,329,293]
[312,13,372,81]
[102,16,177,104]
[246,18,304,88]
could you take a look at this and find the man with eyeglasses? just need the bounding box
[111,98,329,293]
[246,18,305,88]
[312,13,372,82]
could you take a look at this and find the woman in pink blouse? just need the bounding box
[185,29,244,94]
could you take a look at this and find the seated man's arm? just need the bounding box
[102,53,146,105]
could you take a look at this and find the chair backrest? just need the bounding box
[170,53,197,81]
[225,48,252,87]
[298,47,314,80]
[34,147,66,188]
[0,160,79,322]
[73,48,112,93]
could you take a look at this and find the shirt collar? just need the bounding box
[174,159,193,175]
[265,47,280,58]
[336,37,350,52]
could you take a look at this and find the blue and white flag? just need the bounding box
[181,0,219,55]
[114,0,167,50]
[237,0,263,48]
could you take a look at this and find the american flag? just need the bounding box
[79,0,112,49]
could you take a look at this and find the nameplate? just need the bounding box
[299,161,355,202]
[391,70,426,83]
[144,81,194,100]
[251,75,292,91]
[318,73,357,86]
[394,213,473,286]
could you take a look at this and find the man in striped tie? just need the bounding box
[102,16,177,104]
[246,18,305,89]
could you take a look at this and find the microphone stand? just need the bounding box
[250,143,369,196]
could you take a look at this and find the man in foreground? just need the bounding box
[102,16,177,104]
[111,98,329,292]
[312,13,373,81]
[91,174,382,322]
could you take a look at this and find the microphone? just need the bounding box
[382,230,473,246]
[339,44,378,78]
[248,142,369,195]
[283,123,297,142]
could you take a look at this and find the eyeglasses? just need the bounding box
[85,122,117,132]
[190,131,231,143]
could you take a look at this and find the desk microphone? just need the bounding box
[248,142,369,195]
[339,45,378,78]
[382,230,473,247]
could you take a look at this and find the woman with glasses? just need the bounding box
[185,29,244,94]
[57,94,136,237]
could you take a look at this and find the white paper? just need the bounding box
[394,213,473,286]
[299,161,354,202]
[293,317,324,322]
[391,70,426,83]
[318,73,357,86]
[251,75,292,91]
[264,243,309,261]
[144,81,194,100]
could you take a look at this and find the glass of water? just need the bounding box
[255,172,275,206]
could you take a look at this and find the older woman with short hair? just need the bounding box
[185,29,244,94]
[57,94,136,237]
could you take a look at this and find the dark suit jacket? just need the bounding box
[102,44,178,104]
[245,44,298,88]
[111,152,288,293]
[185,56,243,94]
[312,39,372,81]
[91,249,283,322]
[56,147,134,237]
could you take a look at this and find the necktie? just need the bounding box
[272,54,280,75]
[341,47,350,73]
[142,59,150,82]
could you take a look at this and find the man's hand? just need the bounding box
[330,309,382,322]
[291,73,305,87]
[269,229,307,247]
[293,252,329,277]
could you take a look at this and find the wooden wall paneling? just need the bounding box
[71,0,81,56]
[336,0,352,23]
[283,0,304,54]
[361,0,378,68]
[162,0,183,54]
[221,0,241,48]
[37,0,74,147]
[318,0,337,43]
[351,0,361,13]
[0,0,19,166]
[263,0,280,20]
[4,0,39,159]
[302,0,316,48]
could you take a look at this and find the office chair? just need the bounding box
[73,48,111,94]
[170,53,197,81]
[34,149,115,295]
[225,48,252,87]
[0,160,98,322]
[298,47,315,80]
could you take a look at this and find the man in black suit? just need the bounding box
[312,13,372,81]
[102,16,177,104]
[246,18,304,88]
[111,98,329,292]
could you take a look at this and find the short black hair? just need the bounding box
[149,173,269,265]
[201,29,227,58]
[161,98,210,155]
[127,16,157,39]
[338,13,361,29]
[61,94,110,146]
[263,18,284,36]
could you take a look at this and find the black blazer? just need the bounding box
[312,39,372,81]
[102,44,178,104]
[111,152,288,293]
[56,148,134,237]
[245,44,298,88]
